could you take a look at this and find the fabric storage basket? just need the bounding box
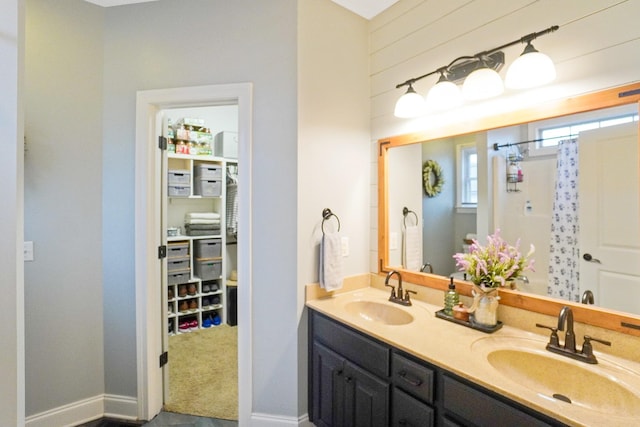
[167,256,190,272]
[167,242,189,257]
[194,164,222,180]
[194,179,221,197]
[168,184,191,197]
[194,238,222,259]
[168,270,191,285]
[168,169,191,185]
[195,259,222,280]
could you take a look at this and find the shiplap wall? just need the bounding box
[368,0,640,272]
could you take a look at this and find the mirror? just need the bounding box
[378,83,640,334]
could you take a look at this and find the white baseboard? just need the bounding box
[251,412,313,427]
[104,394,138,420]
[26,394,138,427]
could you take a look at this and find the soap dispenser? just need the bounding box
[444,277,460,316]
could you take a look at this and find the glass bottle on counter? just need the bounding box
[444,277,460,316]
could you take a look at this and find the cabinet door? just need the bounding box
[312,342,346,427]
[344,360,390,427]
[392,388,434,427]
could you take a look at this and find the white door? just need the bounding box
[579,122,640,313]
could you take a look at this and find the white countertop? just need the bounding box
[306,286,640,427]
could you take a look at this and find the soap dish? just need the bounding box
[435,309,503,334]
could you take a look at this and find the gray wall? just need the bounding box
[24,0,105,416]
[102,0,299,416]
[1,0,24,425]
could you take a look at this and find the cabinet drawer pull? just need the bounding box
[399,370,423,386]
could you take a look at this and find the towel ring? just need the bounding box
[403,207,419,228]
[321,208,341,234]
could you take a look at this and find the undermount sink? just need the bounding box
[344,301,414,325]
[472,337,640,418]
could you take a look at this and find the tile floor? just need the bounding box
[76,412,237,427]
[144,412,238,427]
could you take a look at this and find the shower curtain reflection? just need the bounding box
[548,138,580,301]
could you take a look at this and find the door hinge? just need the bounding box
[158,136,167,150]
[158,245,167,259]
[159,351,168,368]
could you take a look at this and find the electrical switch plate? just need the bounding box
[341,236,349,257]
[390,232,398,250]
[24,241,34,262]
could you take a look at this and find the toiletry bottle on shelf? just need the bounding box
[444,277,460,316]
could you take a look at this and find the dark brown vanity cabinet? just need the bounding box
[309,309,567,427]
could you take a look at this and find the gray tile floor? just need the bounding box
[143,412,238,427]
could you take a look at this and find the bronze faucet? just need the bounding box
[558,306,576,352]
[384,270,414,306]
[536,306,611,364]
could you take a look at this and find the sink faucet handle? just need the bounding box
[581,335,611,356]
[385,283,396,299]
[536,323,560,347]
[403,289,416,304]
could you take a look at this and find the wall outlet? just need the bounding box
[24,241,34,262]
[341,236,349,257]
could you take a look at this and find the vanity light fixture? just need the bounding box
[394,25,559,118]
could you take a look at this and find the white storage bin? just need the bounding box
[214,131,238,159]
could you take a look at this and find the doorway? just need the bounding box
[160,105,239,420]
[134,84,253,423]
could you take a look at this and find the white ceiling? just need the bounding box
[84,0,397,20]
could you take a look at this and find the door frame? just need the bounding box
[134,83,253,423]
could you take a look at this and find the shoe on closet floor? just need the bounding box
[189,319,199,331]
[178,321,191,333]
[202,317,213,328]
[178,284,187,297]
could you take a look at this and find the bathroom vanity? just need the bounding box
[309,309,564,427]
[306,283,640,427]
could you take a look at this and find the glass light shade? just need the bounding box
[462,67,504,100]
[394,86,425,118]
[505,46,556,89]
[426,79,463,110]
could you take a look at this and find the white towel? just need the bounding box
[319,232,343,291]
[184,218,221,225]
[403,225,422,271]
[185,212,220,220]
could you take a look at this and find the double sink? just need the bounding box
[310,286,640,425]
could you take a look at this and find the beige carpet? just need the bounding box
[164,324,238,420]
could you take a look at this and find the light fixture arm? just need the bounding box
[394,25,559,89]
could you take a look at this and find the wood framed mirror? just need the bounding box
[378,82,640,336]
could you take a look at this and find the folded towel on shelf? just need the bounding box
[184,223,221,230]
[319,231,343,291]
[185,212,221,220]
[403,225,422,271]
[184,218,221,225]
[185,229,219,236]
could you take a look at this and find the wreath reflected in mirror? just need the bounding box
[423,159,444,197]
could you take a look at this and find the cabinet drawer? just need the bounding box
[392,388,434,427]
[312,311,390,378]
[392,352,434,404]
[443,375,553,427]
